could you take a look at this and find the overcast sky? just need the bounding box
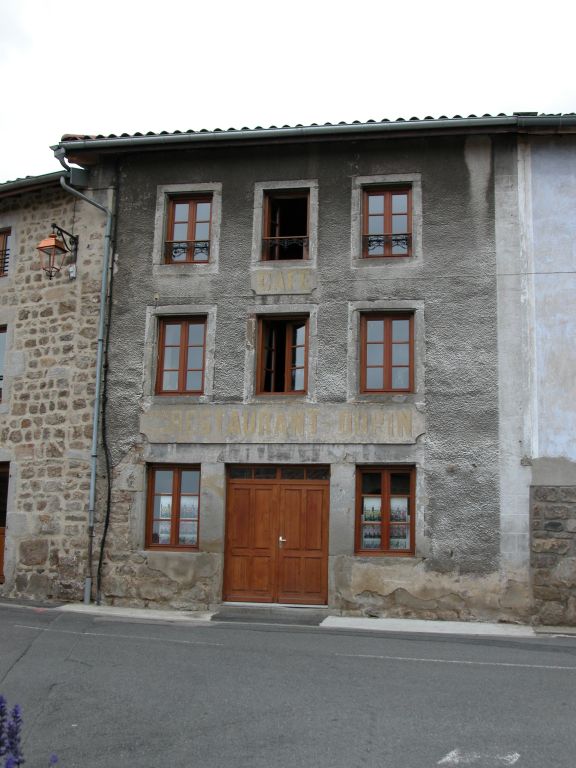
[1,0,574,183]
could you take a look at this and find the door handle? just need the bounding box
[279,536,287,544]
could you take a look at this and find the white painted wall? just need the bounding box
[529,138,576,461]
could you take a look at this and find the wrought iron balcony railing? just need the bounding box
[262,236,308,261]
[363,233,412,257]
[164,240,210,263]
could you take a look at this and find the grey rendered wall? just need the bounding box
[99,135,513,618]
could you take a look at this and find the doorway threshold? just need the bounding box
[223,601,327,609]
[213,603,330,626]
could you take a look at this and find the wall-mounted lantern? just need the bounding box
[36,223,78,279]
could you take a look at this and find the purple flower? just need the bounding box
[49,756,58,766]
[0,695,7,757]
[6,704,23,766]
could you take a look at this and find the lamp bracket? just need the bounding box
[51,223,79,254]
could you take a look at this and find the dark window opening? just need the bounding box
[258,317,307,394]
[0,463,8,529]
[263,192,309,260]
[0,230,11,276]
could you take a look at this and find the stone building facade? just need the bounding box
[55,114,565,623]
[2,114,574,625]
[0,172,109,599]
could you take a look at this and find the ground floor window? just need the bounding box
[355,466,415,555]
[146,465,200,549]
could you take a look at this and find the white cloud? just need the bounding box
[1,0,574,182]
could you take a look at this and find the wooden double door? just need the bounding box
[224,466,329,605]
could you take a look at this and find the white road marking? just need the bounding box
[438,749,520,765]
[333,651,576,672]
[14,624,224,648]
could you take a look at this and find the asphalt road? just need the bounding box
[1,603,576,768]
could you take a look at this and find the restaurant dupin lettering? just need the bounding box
[141,404,422,444]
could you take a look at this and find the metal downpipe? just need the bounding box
[59,175,113,604]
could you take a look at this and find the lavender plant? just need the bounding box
[0,695,58,767]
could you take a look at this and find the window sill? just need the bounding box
[153,262,218,277]
[351,393,420,405]
[149,394,211,406]
[257,259,314,267]
[252,393,308,401]
[354,552,421,560]
[145,546,199,553]
[351,256,419,269]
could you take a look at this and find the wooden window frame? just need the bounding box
[362,187,412,258]
[0,229,10,277]
[164,196,212,264]
[360,313,414,393]
[228,465,330,482]
[355,466,415,556]
[256,316,309,395]
[156,317,206,395]
[262,189,310,261]
[146,465,200,550]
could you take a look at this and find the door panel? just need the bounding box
[224,471,329,605]
[224,483,277,602]
[277,484,328,605]
[303,489,324,550]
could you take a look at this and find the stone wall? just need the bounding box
[531,485,576,625]
[0,181,107,600]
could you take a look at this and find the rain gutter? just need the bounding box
[52,114,576,156]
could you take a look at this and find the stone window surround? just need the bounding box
[143,303,217,403]
[353,462,428,560]
[243,302,319,403]
[250,179,319,270]
[347,300,425,403]
[350,173,423,269]
[151,182,222,276]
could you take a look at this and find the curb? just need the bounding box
[320,617,537,637]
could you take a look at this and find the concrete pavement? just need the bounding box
[3,596,576,636]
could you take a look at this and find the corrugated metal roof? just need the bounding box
[58,112,575,144]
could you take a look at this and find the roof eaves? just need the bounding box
[55,115,522,154]
[0,170,65,198]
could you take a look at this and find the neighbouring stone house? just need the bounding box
[0,171,109,598]
[2,113,575,624]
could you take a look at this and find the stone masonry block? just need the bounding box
[19,539,49,566]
